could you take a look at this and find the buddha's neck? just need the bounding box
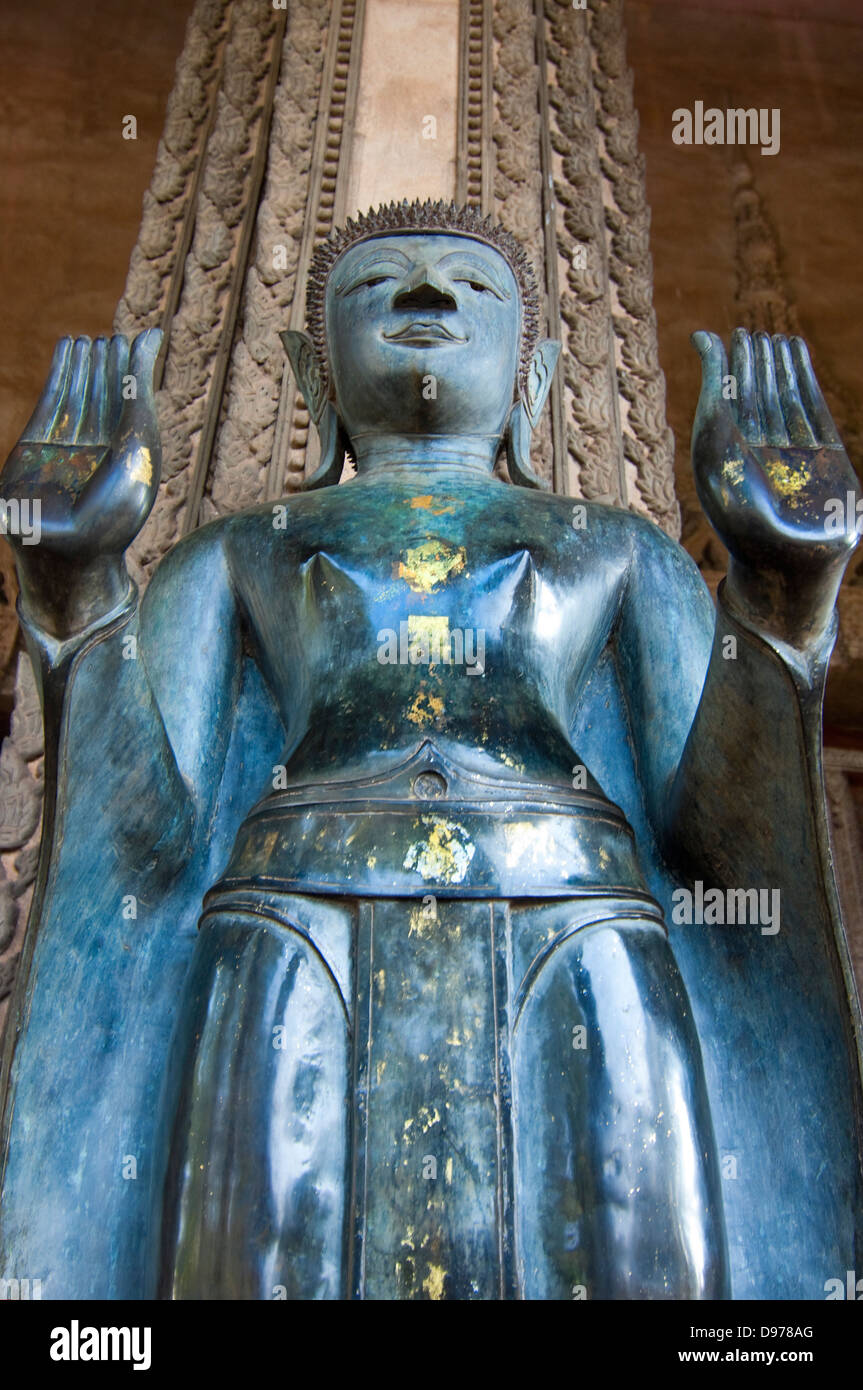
[350,433,500,477]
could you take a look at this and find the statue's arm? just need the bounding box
[663,579,835,886]
[136,527,243,824]
[17,522,245,890]
[611,518,715,853]
[613,520,838,900]
[620,329,859,894]
[1,332,245,878]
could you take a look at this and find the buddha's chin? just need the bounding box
[336,366,513,440]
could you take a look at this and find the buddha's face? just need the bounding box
[325,233,521,442]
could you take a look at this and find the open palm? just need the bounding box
[1,329,162,561]
[692,329,859,568]
[691,329,860,640]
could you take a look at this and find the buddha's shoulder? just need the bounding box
[152,495,315,567]
[522,493,711,608]
[505,488,684,559]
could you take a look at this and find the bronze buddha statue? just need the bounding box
[0,201,859,1300]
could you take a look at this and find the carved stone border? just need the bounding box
[549,0,679,531]
[590,0,679,535]
[119,0,368,557]
[489,0,679,526]
[491,0,552,485]
[457,0,493,212]
[180,3,291,533]
[126,0,288,582]
[114,0,233,346]
[0,655,44,1036]
[544,0,622,505]
[205,0,356,514]
[267,0,367,497]
[533,0,566,494]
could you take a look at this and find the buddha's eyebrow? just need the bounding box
[333,247,412,294]
[435,251,512,298]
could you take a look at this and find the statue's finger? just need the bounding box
[76,337,110,444]
[753,332,789,445]
[773,335,817,446]
[729,328,763,444]
[19,337,73,442]
[53,337,91,444]
[105,335,131,436]
[790,337,842,446]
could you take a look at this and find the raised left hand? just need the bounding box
[691,328,860,647]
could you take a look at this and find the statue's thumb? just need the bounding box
[690,330,727,404]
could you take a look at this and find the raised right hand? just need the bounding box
[1,330,162,635]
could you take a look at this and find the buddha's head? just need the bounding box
[283,201,560,487]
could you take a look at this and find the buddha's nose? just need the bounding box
[393,265,457,312]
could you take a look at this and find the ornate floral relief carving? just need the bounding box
[127,0,282,585]
[465,0,487,208]
[114,0,232,337]
[0,653,44,1035]
[488,0,677,523]
[824,750,863,1000]
[270,0,362,496]
[492,0,552,485]
[202,0,332,520]
[588,0,679,536]
[544,0,621,506]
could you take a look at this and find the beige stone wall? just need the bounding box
[346,0,460,212]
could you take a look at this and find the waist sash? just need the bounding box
[213,742,649,900]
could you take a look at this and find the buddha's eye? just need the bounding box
[342,273,396,296]
[454,277,500,298]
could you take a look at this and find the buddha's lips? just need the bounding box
[384,322,466,345]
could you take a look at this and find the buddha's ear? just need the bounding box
[281,330,347,490]
[280,330,327,424]
[521,339,561,430]
[504,338,560,490]
[505,401,549,490]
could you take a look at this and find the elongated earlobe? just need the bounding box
[505,401,548,489]
[504,338,561,489]
[280,330,347,490]
[302,402,349,490]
